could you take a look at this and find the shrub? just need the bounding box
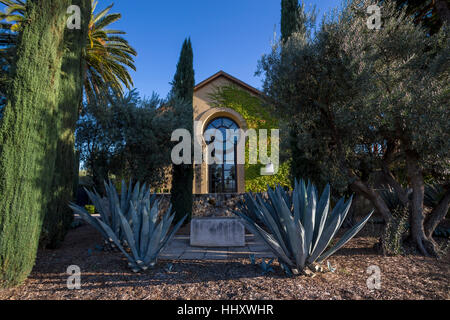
[234,179,373,275]
[70,180,186,272]
[85,205,96,215]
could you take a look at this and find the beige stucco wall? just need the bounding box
[193,76,248,194]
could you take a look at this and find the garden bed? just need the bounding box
[0,223,448,300]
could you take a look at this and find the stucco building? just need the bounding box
[192,71,262,194]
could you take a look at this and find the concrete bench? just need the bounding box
[190,218,245,247]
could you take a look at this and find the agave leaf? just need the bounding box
[304,184,317,254]
[116,206,140,262]
[144,218,164,262]
[234,210,294,266]
[299,180,308,225]
[308,196,353,264]
[293,183,301,226]
[311,184,330,254]
[69,203,108,239]
[317,211,374,263]
[139,206,150,258]
[140,183,147,200]
[120,179,128,216]
[104,181,119,234]
[97,219,135,264]
[159,211,176,246]
[307,212,342,264]
[148,214,188,265]
[336,196,354,232]
[276,187,307,268]
[84,188,109,224]
[149,199,160,236]
[129,201,141,248]
[254,194,290,254]
[266,187,292,247]
[131,181,141,204]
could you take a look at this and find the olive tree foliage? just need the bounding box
[76,90,189,191]
[258,0,449,256]
[281,0,317,43]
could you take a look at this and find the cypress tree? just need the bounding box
[281,0,299,42]
[0,0,71,288]
[170,38,194,223]
[40,0,91,249]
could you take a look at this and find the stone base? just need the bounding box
[190,218,245,247]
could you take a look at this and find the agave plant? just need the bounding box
[234,180,373,275]
[69,180,186,272]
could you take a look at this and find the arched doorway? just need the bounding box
[204,117,240,193]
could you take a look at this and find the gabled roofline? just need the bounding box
[194,70,263,96]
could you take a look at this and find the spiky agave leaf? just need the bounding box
[234,179,373,274]
[69,180,185,272]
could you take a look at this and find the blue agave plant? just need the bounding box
[70,180,186,272]
[234,180,373,275]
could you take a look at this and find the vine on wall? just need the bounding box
[209,85,291,192]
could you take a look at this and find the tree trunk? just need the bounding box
[41,0,91,249]
[406,151,437,256]
[350,179,392,223]
[425,188,450,239]
[0,0,71,288]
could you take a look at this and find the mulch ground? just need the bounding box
[0,223,448,300]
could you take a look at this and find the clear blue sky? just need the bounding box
[1,1,343,98]
[108,0,343,99]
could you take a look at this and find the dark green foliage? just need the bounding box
[281,0,299,42]
[259,0,449,255]
[380,188,410,255]
[0,2,20,115]
[40,0,91,249]
[391,0,449,35]
[0,0,71,288]
[280,0,315,43]
[170,38,194,223]
[76,90,181,192]
[170,38,195,103]
[209,85,292,192]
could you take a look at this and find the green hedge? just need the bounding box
[0,0,72,288]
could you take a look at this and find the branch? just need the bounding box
[425,188,450,239]
[381,140,409,206]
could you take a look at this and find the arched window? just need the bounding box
[204,117,240,193]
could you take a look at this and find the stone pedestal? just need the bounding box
[190,218,245,247]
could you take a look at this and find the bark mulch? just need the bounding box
[0,223,448,300]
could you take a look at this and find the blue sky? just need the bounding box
[109,0,343,99]
[1,0,343,98]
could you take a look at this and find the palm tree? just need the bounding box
[84,1,136,99]
[0,0,136,101]
[0,1,24,106]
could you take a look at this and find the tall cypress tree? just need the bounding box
[0,0,72,288]
[281,0,299,42]
[170,38,194,223]
[40,0,91,249]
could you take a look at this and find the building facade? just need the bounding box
[192,71,262,194]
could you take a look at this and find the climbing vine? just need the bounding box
[209,85,291,192]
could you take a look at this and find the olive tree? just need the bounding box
[258,0,449,256]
